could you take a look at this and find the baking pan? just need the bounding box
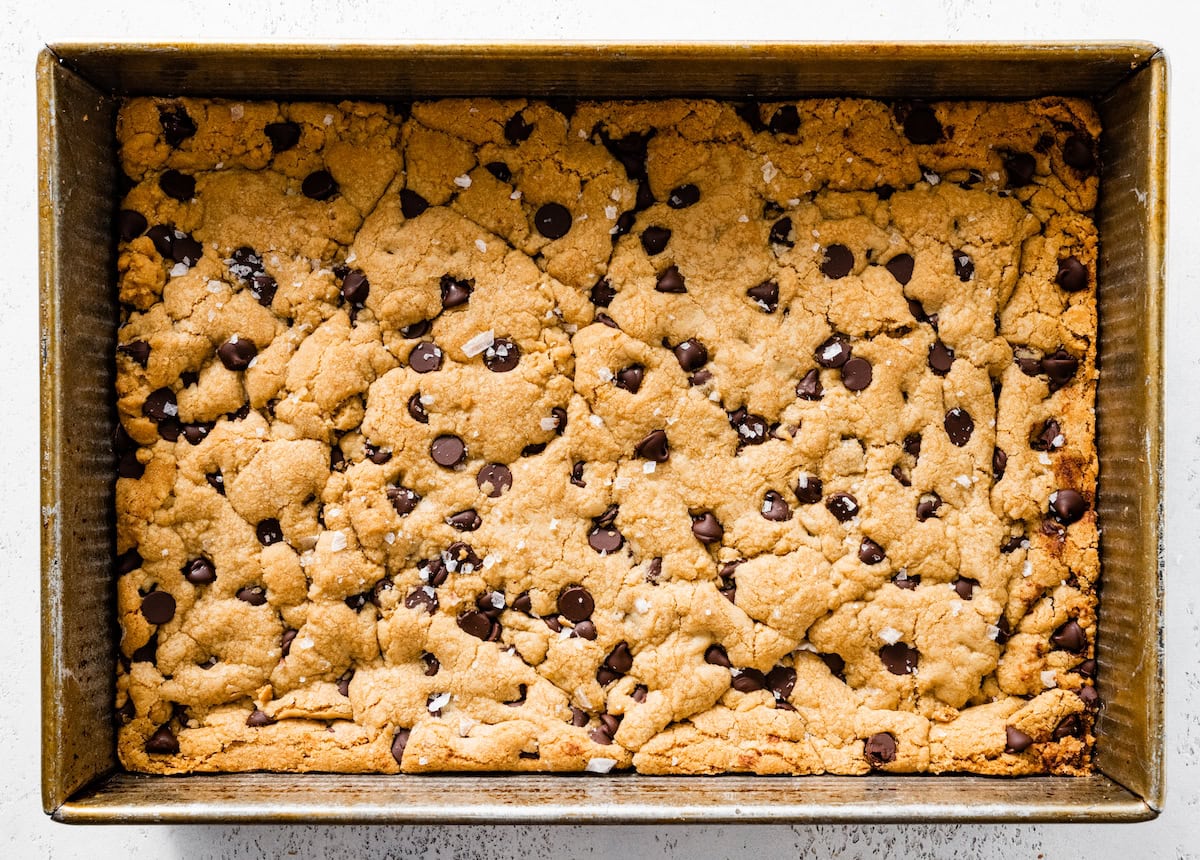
[38,41,1166,823]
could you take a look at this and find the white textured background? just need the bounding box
[5,1,1196,856]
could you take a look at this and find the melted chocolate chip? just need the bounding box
[447,509,482,531]
[590,279,615,307]
[1005,152,1036,187]
[407,392,429,424]
[1063,134,1097,173]
[667,183,700,209]
[1005,725,1034,753]
[405,586,438,614]
[916,492,943,522]
[953,250,975,282]
[145,725,180,755]
[641,226,671,255]
[815,336,851,369]
[118,209,148,242]
[504,112,533,144]
[615,364,645,394]
[1056,256,1089,292]
[944,407,974,446]
[672,338,708,372]
[691,512,724,544]
[635,429,670,462]
[1051,619,1088,652]
[387,486,420,516]
[256,519,283,546]
[264,120,301,152]
[476,464,513,498]
[440,275,473,309]
[183,557,216,585]
[246,708,275,727]
[159,169,195,201]
[558,585,595,622]
[534,203,573,240]
[217,336,257,371]
[825,493,858,522]
[769,216,795,249]
[656,265,687,293]
[821,244,854,279]
[302,169,338,200]
[928,341,955,375]
[953,577,979,600]
[886,253,915,285]
[761,491,792,522]
[409,341,444,373]
[118,340,151,367]
[769,105,801,135]
[902,104,942,144]
[457,610,494,640]
[858,537,886,565]
[236,585,267,606]
[159,105,197,147]
[993,447,1009,481]
[341,270,370,305]
[1041,348,1080,390]
[731,668,768,693]
[864,731,898,767]
[879,642,919,675]
[728,407,769,447]
[1050,489,1089,524]
[747,279,779,313]
[795,474,823,505]
[796,369,823,400]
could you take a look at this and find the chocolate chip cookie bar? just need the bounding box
[113,95,1100,776]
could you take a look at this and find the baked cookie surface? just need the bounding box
[114,96,1101,775]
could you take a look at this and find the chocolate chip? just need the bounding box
[747,280,779,313]
[821,244,854,279]
[264,120,301,152]
[992,447,1008,481]
[908,298,934,326]
[1050,489,1089,524]
[206,470,225,494]
[688,369,713,387]
[1078,686,1100,709]
[928,341,954,375]
[399,394,427,428]
[146,224,175,258]
[1005,725,1034,753]
[631,684,648,704]
[766,666,797,699]
[118,209,148,242]
[825,493,858,522]
[118,340,151,368]
[691,512,724,544]
[588,522,624,554]
[236,585,267,606]
[633,429,670,463]
[1041,348,1080,390]
[614,364,644,394]
[589,725,616,746]
[864,732,898,767]
[430,434,467,469]
[550,406,568,435]
[567,460,587,488]
[183,557,216,585]
[534,203,572,240]
[130,634,157,663]
[483,338,520,372]
[468,463,512,500]
[796,369,822,401]
[1052,713,1084,741]
[841,357,873,391]
[142,387,177,422]
[891,464,911,487]
[1030,418,1063,452]
[439,275,472,309]
[405,586,438,614]
[613,211,636,239]
[953,250,975,282]
[944,407,974,446]
[400,319,431,339]
[1056,256,1089,293]
[275,628,297,659]
[159,105,196,147]
[1077,659,1097,679]
[820,652,846,679]
[246,708,275,727]
[883,253,915,286]
[471,160,508,184]
[902,104,942,144]
[391,728,411,765]
[302,169,338,200]
[815,336,851,369]
[769,105,801,135]
[251,519,283,548]
[556,585,595,622]
[892,572,920,590]
[522,442,547,457]
[395,188,432,221]
[568,707,590,728]
[341,270,370,305]
[761,491,792,522]
[446,509,481,532]
[337,670,354,696]
[795,474,823,505]
[1052,619,1088,652]
[656,264,687,293]
[602,642,633,678]
[728,408,768,447]
[216,336,257,371]
[1063,134,1096,172]
[457,610,493,640]
[641,226,671,255]
[117,549,143,575]
[504,112,534,143]
[415,652,439,678]
[731,668,767,693]
[141,590,176,624]
[590,279,615,307]
[879,642,918,675]
[159,170,195,202]
[667,183,700,209]
[952,576,979,600]
[388,486,420,517]
[182,422,213,445]
[859,537,886,565]
[145,725,180,755]
[645,557,663,585]
[409,341,444,373]
[1005,152,1036,187]
[916,492,943,522]
[672,338,708,372]
[704,644,731,667]
[769,216,794,248]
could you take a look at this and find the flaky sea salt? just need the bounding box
[453,173,472,188]
[475,239,488,253]
[461,330,495,357]
[614,476,631,490]
[642,461,656,474]
[986,624,1001,641]
[1041,670,1058,689]
[230,104,244,120]
[956,475,972,488]
[489,592,505,610]
[206,280,224,293]
[589,414,604,427]
[510,189,522,200]
[329,531,347,552]
[605,205,618,220]
[635,597,651,614]
[1022,560,1034,578]
[879,626,903,645]
[585,758,617,774]
[428,692,451,712]
[539,416,559,431]
[761,159,779,183]
[597,367,614,382]
[384,532,395,545]
[169,262,190,278]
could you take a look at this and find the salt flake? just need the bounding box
[462,330,495,357]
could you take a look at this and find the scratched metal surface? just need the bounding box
[9,0,1198,857]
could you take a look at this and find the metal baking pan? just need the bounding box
[38,41,1166,823]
